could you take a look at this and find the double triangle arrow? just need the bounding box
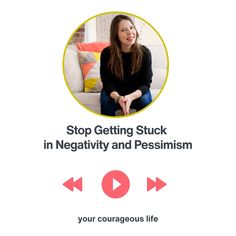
[147,177,166,191]
[63,177,82,191]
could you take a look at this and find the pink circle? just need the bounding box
[102,170,130,198]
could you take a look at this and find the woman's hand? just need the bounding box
[123,90,142,115]
[110,90,142,116]
[123,95,133,115]
[118,96,128,115]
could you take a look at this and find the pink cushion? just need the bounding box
[77,42,109,52]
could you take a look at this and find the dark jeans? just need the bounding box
[100,90,152,116]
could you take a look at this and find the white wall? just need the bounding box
[84,18,97,42]
[134,17,162,45]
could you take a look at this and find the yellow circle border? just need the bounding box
[62,11,169,118]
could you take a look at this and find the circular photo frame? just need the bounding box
[63,11,169,117]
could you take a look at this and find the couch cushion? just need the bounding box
[146,44,168,69]
[150,89,161,100]
[77,42,109,52]
[145,44,168,91]
[151,68,167,90]
[64,44,83,92]
[77,51,103,93]
[74,92,100,113]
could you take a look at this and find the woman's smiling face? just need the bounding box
[118,19,136,52]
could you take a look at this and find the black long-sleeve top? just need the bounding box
[100,45,153,96]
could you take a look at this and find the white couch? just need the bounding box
[64,43,167,114]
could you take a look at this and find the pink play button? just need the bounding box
[102,170,130,198]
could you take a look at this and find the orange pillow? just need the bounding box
[77,42,109,52]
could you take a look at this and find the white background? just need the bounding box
[0,0,236,235]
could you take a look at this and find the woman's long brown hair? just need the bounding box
[108,14,143,80]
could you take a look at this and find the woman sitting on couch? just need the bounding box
[100,14,153,116]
